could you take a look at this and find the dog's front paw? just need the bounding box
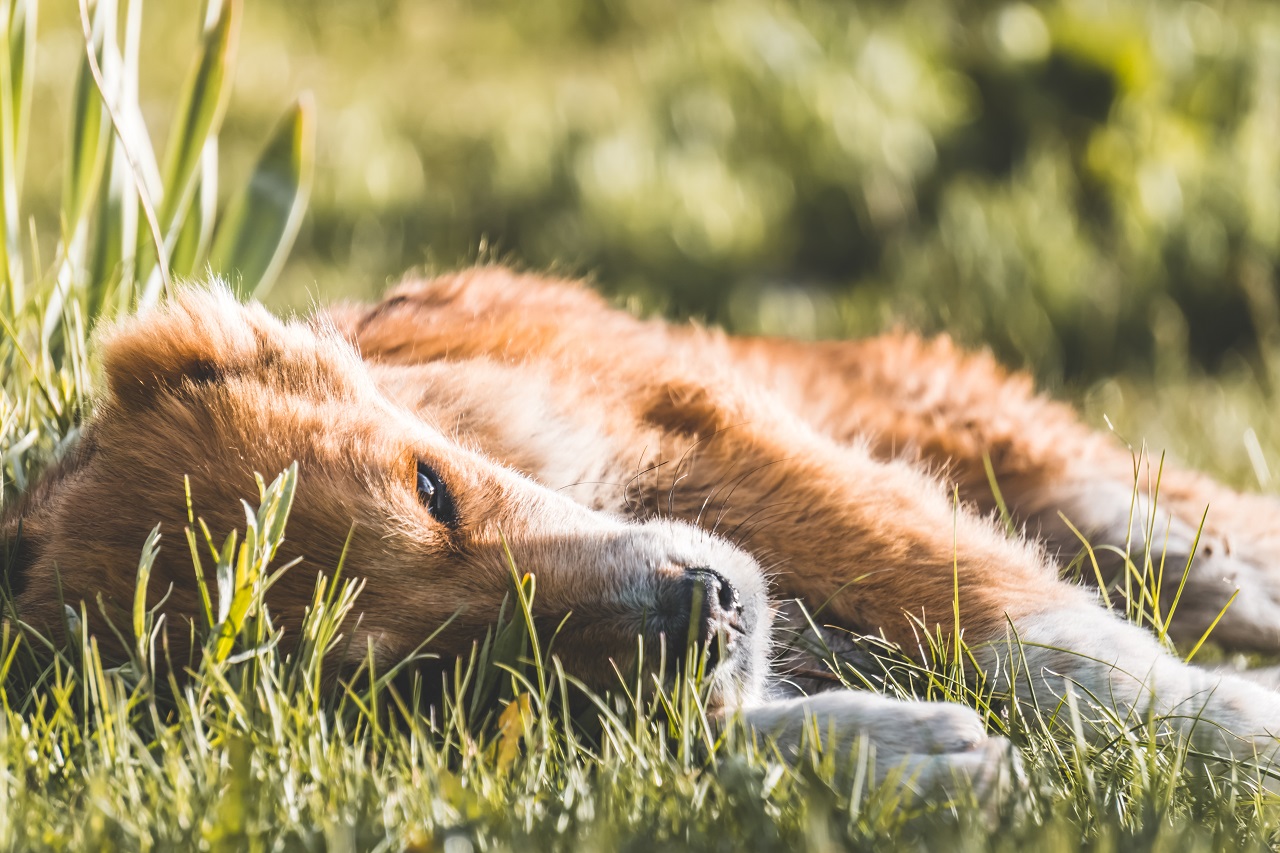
[739,692,1020,800]
[1175,672,1280,770]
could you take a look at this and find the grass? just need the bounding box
[4,1,1280,850]
[1,466,1278,851]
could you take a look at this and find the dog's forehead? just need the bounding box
[220,371,477,471]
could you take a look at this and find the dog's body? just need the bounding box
[7,267,1280,790]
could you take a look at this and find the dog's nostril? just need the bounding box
[698,567,739,612]
[684,567,741,627]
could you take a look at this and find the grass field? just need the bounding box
[5,0,1280,849]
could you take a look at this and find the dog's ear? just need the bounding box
[100,285,365,408]
[100,285,269,407]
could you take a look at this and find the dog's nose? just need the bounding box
[658,567,743,670]
[686,567,741,619]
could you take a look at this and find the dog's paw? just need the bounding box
[739,692,1021,799]
[1180,538,1280,653]
[1030,481,1280,651]
[870,703,1023,804]
[1178,671,1280,761]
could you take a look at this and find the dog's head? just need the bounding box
[1,287,770,707]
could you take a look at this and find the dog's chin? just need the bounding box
[702,658,761,713]
[596,600,771,712]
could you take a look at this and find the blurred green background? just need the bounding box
[27,1,1280,445]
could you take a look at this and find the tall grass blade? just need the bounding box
[83,0,143,314]
[136,0,239,304]
[7,1,33,178]
[76,0,170,307]
[170,139,218,277]
[209,94,315,298]
[0,0,32,297]
[54,0,115,331]
[63,0,110,244]
[153,0,239,243]
[160,0,238,206]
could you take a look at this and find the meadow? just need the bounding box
[3,0,1280,848]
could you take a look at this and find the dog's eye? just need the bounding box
[415,462,458,527]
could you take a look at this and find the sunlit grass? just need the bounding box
[3,1,1280,850]
[3,462,1279,850]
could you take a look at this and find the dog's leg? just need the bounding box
[738,692,1018,797]
[640,381,1280,769]
[728,333,1280,653]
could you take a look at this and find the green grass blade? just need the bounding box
[55,0,116,330]
[208,94,315,298]
[1184,589,1240,664]
[0,0,31,296]
[62,2,111,245]
[84,140,133,314]
[155,0,240,242]
[8,0,33,198]
[76,0,170,307]
[131,524,160,664]
[982,450,1016,537]
[82,0,142,313]
[170,139,218,277]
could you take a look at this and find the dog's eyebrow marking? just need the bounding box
[188,359,222,385]
[355,294,410,335]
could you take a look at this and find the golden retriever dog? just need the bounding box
[5,267,1280,792]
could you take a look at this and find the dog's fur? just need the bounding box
[7,267,1280,792]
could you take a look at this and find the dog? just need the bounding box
[5,266,1280,793]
